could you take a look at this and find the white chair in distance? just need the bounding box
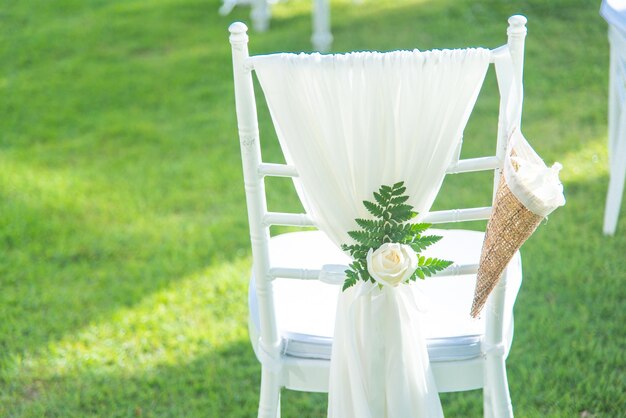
[220,0,332,52]
[601,0,626,235]
[230,15,528,418]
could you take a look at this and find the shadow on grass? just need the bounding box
[5,338,351,417]
[4,339,260,417]
[4,333,488,417]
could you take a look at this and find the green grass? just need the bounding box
[1,0,624,416]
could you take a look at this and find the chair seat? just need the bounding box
[249,229,521,363]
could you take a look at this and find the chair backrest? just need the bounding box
[229,16,527,356]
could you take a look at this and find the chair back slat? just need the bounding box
[423,207,493,224]
[446,156,500,175]
[259,156,501,180]
[258,163,299,178]
[263,206,493,228]
[263,212,315,227]
[268,263,480,284]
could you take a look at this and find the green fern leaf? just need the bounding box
[373,191,386,206]
[342,275,358,291]
[409,235,442,252]
[347,230,368,245]
[392,185,406,195]
[363,200,384,217]
[355,218,381,230]
[410,222,431,235]
[390,195,409,204]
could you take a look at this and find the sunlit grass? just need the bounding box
[15,259,249,378]
[558,135,609,183]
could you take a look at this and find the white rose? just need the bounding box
[366,243,418,287]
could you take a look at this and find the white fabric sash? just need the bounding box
[254,49,491,417]
[254,50,491,244]
[328,281,443,418]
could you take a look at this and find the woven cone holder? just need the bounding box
[470,130,565,318]
[470,174,543,318]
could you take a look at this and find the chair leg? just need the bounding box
[483,381,494,418]
[485,355,513,418]
[603,122,626,235]
[218,0,238,15]
[604,39,626,235]
[251,0,270,32]
[311,0,333,52]
[258,367,281,418]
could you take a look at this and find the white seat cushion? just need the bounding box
[249,229,521,362]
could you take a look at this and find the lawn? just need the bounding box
[1,0,625,416]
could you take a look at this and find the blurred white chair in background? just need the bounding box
[601,0,626,235]
[229,15,528,418]
[220,0,332,52]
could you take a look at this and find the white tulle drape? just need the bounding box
[254,50,490,245]
[254,49,491,417]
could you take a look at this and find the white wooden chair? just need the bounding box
[601,0,626,235]
[220,0,333,52]
[230,15,528,418]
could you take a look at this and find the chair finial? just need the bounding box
[507,15,527,35]
[229,21,248,34]
[229,21,249,44]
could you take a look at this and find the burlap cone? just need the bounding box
[470,130,565,318]
[470,175,543,317]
